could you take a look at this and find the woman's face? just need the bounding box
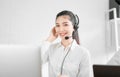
[55,15,74,40]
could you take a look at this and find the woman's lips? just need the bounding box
[59,33,67,36]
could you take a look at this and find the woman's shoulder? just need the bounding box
[79,45,89,52]
[75,45,90,56]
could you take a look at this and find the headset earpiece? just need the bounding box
[73,14,79,30]
[72,31,75,39]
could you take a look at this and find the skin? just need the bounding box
[46,15,74,47]
[46,15,75,77]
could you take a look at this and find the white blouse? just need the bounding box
[41,40,93,77]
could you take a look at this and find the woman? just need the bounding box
[41,10,93,77]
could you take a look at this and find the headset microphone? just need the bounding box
[65,36,72,40]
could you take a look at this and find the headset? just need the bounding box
[60,13,79,76]
[65,14,79,40]
[73,14,79,39]
[73,14,79,30]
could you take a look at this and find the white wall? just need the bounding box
[0,0,109,64]
[0,45,41,77]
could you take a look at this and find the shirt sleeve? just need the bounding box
[77,50,94,77]
[40,41,51,64]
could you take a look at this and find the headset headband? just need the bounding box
[73,14,79,30]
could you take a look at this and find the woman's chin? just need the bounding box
[60,36,65,40]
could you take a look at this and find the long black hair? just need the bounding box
[56,10,80,45]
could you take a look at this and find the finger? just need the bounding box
[52,27,57,36]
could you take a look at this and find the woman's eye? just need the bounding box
[56,25,59,27]
[64,24,69,26]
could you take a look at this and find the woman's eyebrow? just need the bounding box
[62,22,68,24]
[56,22,68,24]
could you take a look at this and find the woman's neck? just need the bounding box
[61,38,73,48]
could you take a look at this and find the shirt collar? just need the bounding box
[57,40,79,50]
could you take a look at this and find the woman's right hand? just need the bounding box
[46,27,58,43]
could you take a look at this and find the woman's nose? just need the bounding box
[59,27,64,32]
